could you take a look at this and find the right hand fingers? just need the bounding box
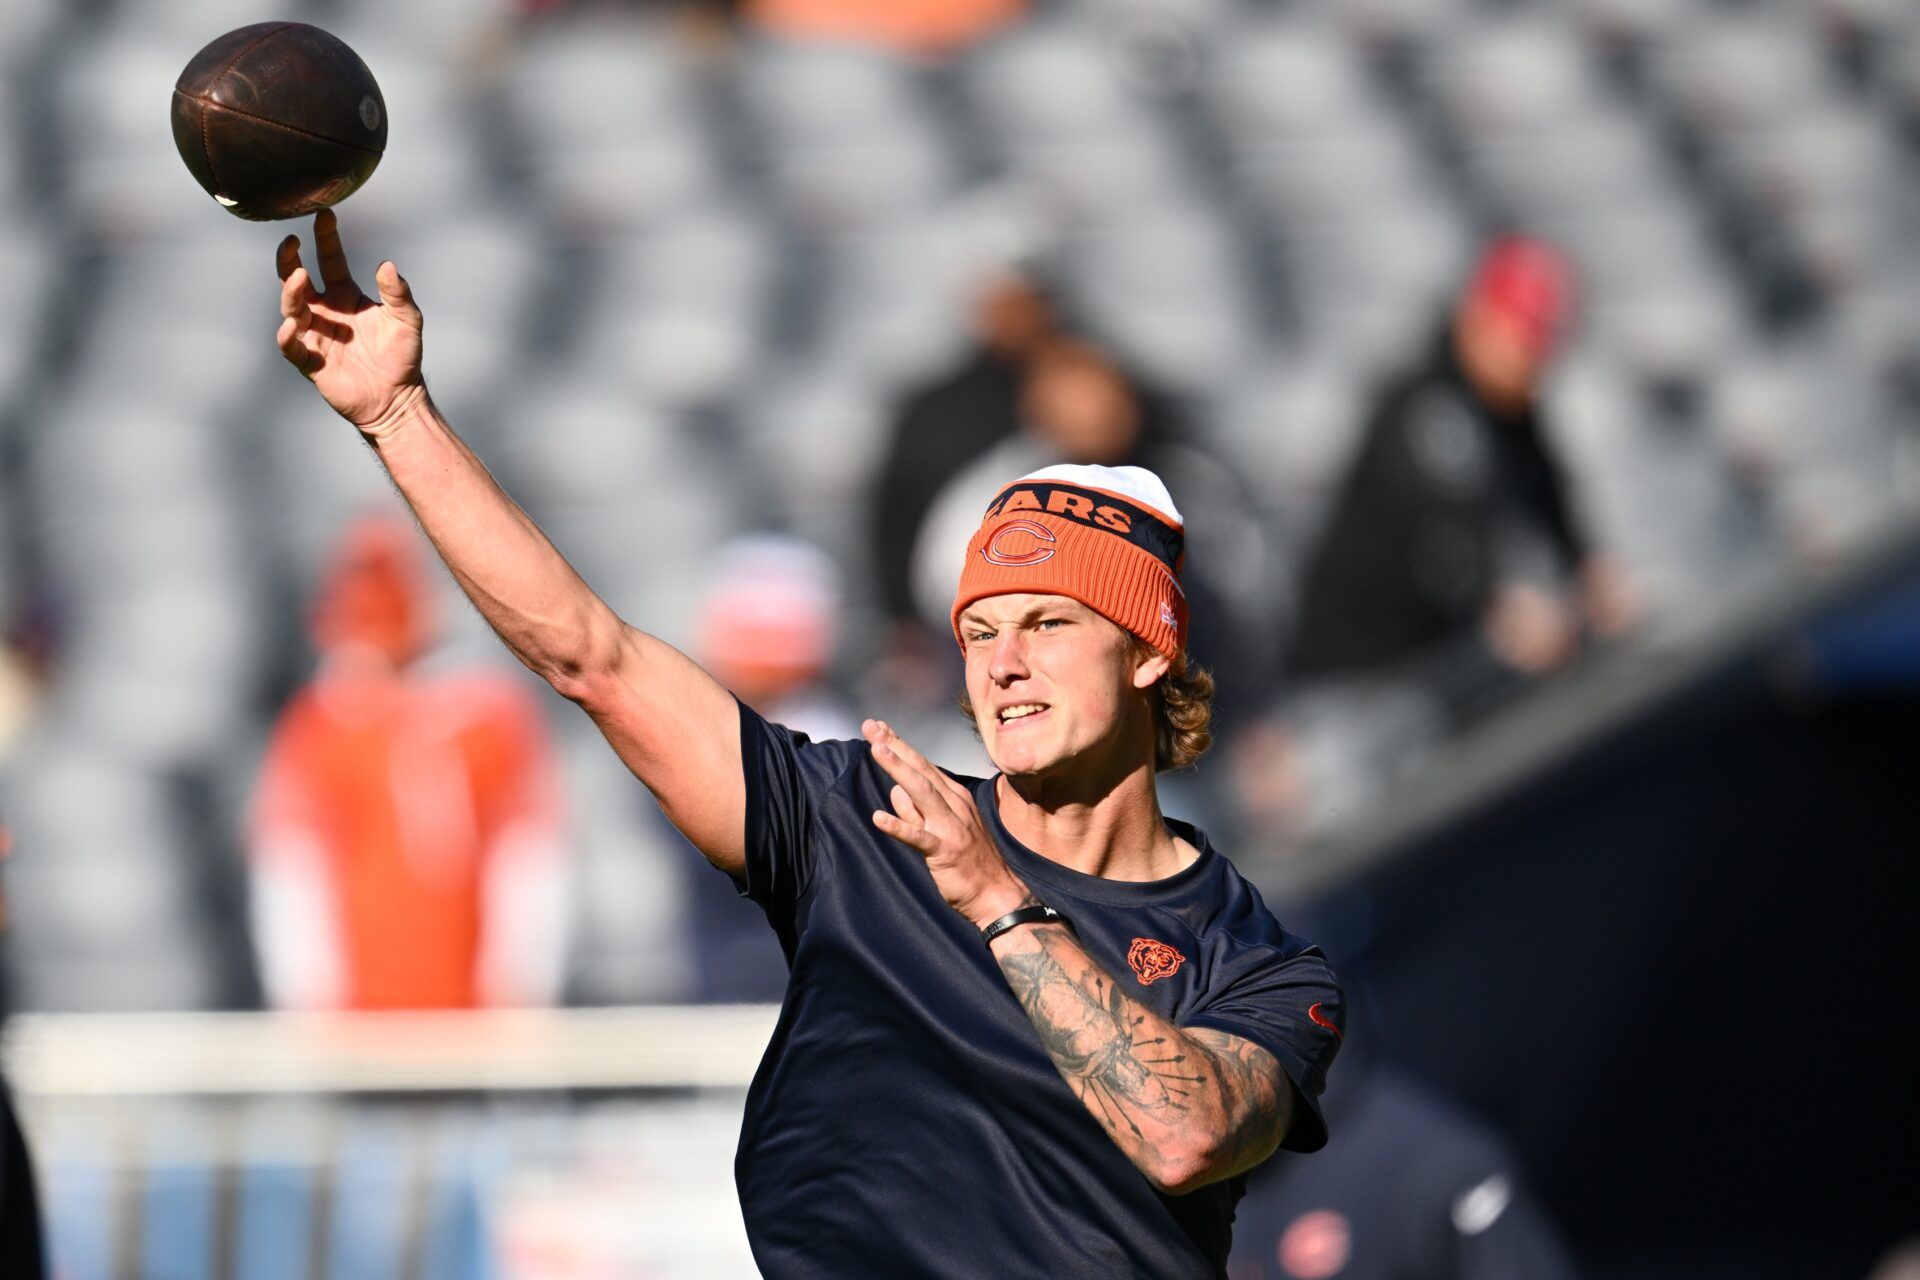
[276,313,314,375]
[314,209,355,292]
[869,736,956,826]
[276,256,317,373]
[279,265,313,324]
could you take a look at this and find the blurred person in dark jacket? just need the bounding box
[1228,1013,1577,1280]
[872,269,1058,636]
[0,824,49,1279]
[1869,1241,1920,1280]
[914,338,1283,716]
[1288,237,1637,719]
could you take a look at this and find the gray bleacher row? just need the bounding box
[2,0,1918,1009]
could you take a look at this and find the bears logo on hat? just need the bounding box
[953,464,1188,656]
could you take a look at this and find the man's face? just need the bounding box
[974,275,1052,357]
[1024,354,1140,464]
[313,522,433,669]
[958,593,1166,778]
[1456,296,1558,413]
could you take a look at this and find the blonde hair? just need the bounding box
[1143,643,1215,772]
[957,639,1215,774]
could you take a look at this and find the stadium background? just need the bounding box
[2,0,1918,1276]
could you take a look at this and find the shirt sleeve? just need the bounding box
[1181,944,1344,1153]
[1514,417,1591,570]
[734,699,867,929]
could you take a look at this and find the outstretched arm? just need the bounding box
[863,720,1293,1195]
[274,211,745,873]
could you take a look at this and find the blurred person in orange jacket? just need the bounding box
[746,0,1026,56]
[248,515,568,1010]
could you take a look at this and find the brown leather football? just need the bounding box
[171,22,387,222]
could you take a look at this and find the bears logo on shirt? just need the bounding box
[1127,937,1185,986]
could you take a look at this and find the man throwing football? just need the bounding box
[274,210,1341,1278]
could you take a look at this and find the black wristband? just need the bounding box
[981,903,1071,947]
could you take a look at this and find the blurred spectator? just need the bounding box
[0,824,49,1279]
[745,0,1026,56]
[697,535,855,742]
[0,593,55,769]
[1229,1016,1577,1280]
[872,269,1058,634]
[248,516,568,1011]
[1870,1241,1920,1280]
[0,646,29,767]
[867,268,1061,722]
[1288,237,1638,718]
[913,337,1282,709]
[679,535,856,1002]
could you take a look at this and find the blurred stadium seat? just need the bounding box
[0,4,1916,1276]
[506,14,727,236]
[0,234,55,424]
[0,19,1916,1278]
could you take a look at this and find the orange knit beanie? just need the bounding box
[951,464,1187,656]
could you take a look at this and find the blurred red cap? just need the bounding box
[1463,235,1578,357]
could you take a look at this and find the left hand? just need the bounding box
[1481,581,1579,675]
[864,720,1031,928]
[1579,554,1643,638]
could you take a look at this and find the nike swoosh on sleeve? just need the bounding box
[1307,1002,1343,1039]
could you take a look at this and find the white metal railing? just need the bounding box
[0,1005,782,1098]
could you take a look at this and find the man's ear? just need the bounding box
[1131,644,1172,691]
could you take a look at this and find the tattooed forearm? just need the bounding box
[1188,1027,1288,1174]
[998,940,1198,1132]
[991,923,1289,1193]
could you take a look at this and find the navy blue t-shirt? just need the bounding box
[729,703,1343,1279]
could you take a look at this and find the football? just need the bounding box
[171,22,387,222]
